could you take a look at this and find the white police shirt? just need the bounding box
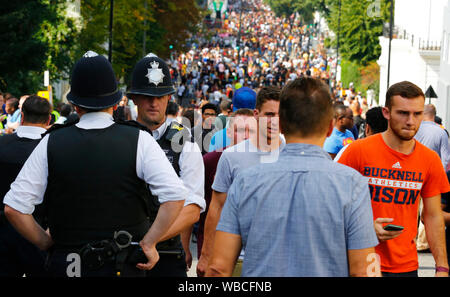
[15,125,47,140]
[3,112,188,215]
[152,119,206,213]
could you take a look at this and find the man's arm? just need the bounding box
[439,132,450,169]
[136,131,189,270]
[137,199,184,270]
[181,225,194,271]
[157,138,204,255]
[4,206,53,251]
[205,231,242,277]
[196,190,227,276]
[422,194,449,277]
[159,204,201,241]
[348,247,381,277]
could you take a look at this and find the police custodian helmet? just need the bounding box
[127,53,176,98]
[67,51,122,110]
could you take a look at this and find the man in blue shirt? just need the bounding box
[323,104,355,159]
[206,78,379,277]
[414,104,450,169]
[4,97,21,132]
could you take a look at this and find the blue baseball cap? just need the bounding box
[232,86,256,111]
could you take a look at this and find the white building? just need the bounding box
[437,2,450,128]
[378,0,450,128]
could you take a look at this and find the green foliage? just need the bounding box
[265,0,392,66]
[0,0,78,96]
[264,0,325,24]
[341,58,380,99]
[324,0,392,66]
[78,0,204,86]
[341,59,361,90]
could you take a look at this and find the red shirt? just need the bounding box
[338,134,450,273]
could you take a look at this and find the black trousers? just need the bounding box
[146,252,187,277]
[382,270,418,277]
[0,222,48,277]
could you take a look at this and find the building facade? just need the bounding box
[378,0,449,127]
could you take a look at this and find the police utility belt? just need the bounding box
[79,230,184,274]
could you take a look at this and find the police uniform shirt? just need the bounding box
[15,125,47,140]
[3,112,188,214]
[152,120,206,212]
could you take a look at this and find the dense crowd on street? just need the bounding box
[1,0,450,278]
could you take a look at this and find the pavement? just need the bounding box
[418,251,436,277]
[186,235,438,277]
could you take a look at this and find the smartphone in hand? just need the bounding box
[383,224,404,231]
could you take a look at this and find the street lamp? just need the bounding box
[143,0,147,56]
[335,0,341,83]
[108,0,114,62]
[387,0,393,89]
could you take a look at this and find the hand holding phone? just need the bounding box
[374,218,404,242]
[383,224,404,231]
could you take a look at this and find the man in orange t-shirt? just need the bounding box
[337,81,450,277]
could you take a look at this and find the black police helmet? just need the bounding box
[67,51,122,110]
[127,53,175,98]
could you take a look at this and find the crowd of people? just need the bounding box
[169,0,334,107]
[1,0,450,278]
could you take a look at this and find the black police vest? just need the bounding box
[148,121,192,251]
[44,123,151,247]
[0,133,46,226]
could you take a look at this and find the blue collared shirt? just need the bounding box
[323,127,355,155]
[217,143,378,277]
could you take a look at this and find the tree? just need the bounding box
[0,0,78,96]
[78,0,204,86]
[323,0,391,66]
[264,0,326,24]
[149,0,205,58]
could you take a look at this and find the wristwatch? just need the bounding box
[435,266,449,273]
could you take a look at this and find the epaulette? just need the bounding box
[114,119,153,136]
[42,118,79,137]
[165,121,193,144]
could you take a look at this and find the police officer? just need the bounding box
[0,95,51,276]
[3,51,187,277]
[127,53,205,276]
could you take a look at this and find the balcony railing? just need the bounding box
[383,25,441,51]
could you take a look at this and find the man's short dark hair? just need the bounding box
[21,95,51,124]
[228,108,254,128]
[231,108,254,117]
[255,86,280,110]
[279,77,333,137]
[385,81,425,108]
[6,97,19,110]
[333,103,348,119]
[220,99,232,112]
[60,104,73,117]
[166,101,179,116]
[365,107,387,134]
[181,109,198,128]
[201,103,218,115]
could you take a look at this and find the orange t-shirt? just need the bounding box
[337,134,450,273]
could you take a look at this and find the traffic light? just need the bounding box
[169,44,173,49]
